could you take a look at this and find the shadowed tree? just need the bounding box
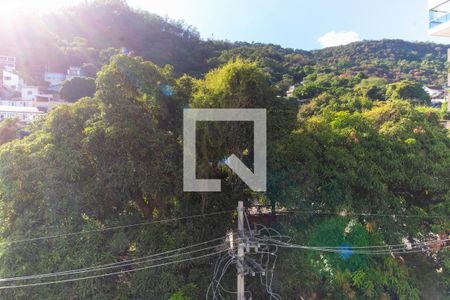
[60,77,96,102]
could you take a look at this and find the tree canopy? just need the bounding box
[60,77,96,102]
[0,54,448,299]
[0,2,449,299]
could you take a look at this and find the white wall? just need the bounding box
[0,109,41,123]
[0,100,33,107]
[2,70,22,91]
[21,87,39,101]
[66,67,83,81]
[44,72,66,86]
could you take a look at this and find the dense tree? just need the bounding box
[0,55,191,299]
[0,2,449,299]
[354,77,387,100]
[0,118,20,145]
[273,98,449,299]
[386,80,431,105]
[191,59,296,209]
[60,77,96,102]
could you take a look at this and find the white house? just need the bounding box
[286,85,296,98]
[0,99,33,107]
[44,72,66,86]
[0,55,16,71]
[2,70,23,91]
[66,66,84,81]
[0,105,43,123]
[431,98,446,108]
[429,0,450,112]
[423,86,445,99]
[34,94,67,113]
[21,86,39,101]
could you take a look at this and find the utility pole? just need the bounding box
[210,201,268,298]
[237,201,245,300]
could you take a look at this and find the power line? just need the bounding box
[0,237,227,283]
[0,250,227,290]
[272,209,449,219]
[261,237,450,255]
[258,234,450,250]
[0,210,234,246]
[253,224,450,255]
[273,242,450,255]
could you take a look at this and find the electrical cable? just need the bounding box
[263,238,450,255]
[0,249,226,290]
[0,238,226,283]
[275,209,449,219]
[0,210,234,246]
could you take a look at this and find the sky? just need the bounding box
[4,0,450,50]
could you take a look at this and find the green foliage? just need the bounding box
[0,118,20,146]
[60,77,96,102]
[0,55,191,299]
[441,101,450,120]
[191,59,297,205]
[305,217,420,299]
[354,77,387,100]
[386,80,431,105]
[313,39,447,85]
[293,82,325,99]
[0,3,449,299]
[168,291,192,300]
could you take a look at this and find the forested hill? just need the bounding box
[1,1,449,299]
[0,0,447,86]
[313,39,448,84]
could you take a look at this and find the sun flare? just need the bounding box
[0,0,79,17]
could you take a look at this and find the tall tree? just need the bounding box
[60,77,96,102]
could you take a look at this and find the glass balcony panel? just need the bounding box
[429,0,450,28]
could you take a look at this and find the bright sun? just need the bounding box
[1,0,82,16]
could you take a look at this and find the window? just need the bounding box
[27,91,33,95]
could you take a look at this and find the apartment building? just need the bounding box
[429,0,450,112]
[0,55,16,71]
[0,106,42,123]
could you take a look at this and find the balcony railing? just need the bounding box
[430,0,450,28]
[430,12,450,28]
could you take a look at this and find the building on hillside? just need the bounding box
[44,72,66,92]
[66,66,84,81]
[429,0,450,112]
[424,85,446,108]
[0,105,43,123]
[423,86,445,99]
[33,94,67,113]
[2,70,23,92]
[0,55,16,71]
[47,84,63,93]
[0,99,34,107]
[44,72,66,85]
[286,85,296,98]
[21,86,40,101]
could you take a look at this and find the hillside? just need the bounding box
[0,0,447,87]
[313,39,448,84]
[0,1,449,299]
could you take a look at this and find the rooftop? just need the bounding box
[0,106,42,113]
